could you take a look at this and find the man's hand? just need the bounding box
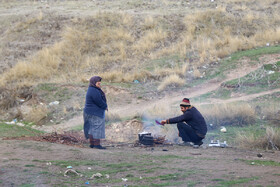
[160,120,167,125]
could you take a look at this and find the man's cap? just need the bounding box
[180,98,190,106]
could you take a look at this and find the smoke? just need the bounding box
[141,114,181,143]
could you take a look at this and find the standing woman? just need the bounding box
[84,76,108,149]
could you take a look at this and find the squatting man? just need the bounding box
[161,98,207,147]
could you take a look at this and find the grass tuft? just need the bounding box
[157,74,185,91]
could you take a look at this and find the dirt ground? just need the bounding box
[0,138,280,187]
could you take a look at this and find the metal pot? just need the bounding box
[138,132,153,145]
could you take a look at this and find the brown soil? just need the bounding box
[1,138,280,186]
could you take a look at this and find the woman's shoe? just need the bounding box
[90,145,106,149]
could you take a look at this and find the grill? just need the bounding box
[138,132,154,145]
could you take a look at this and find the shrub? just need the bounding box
[236,126,280,150]
[157,74,185,91]
[23,105,49,125]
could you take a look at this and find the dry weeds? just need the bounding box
[157,74,185,91]
[0,0,279,87]
[236,126,280,150]
[200,103,256,126]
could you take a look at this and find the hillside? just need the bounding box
[0,0,279,120]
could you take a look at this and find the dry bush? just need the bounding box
[200,103,256,127]
[193,68,202,78]
[101,70,125,82]
[236,126,280,150]
[23,105,49,124]
[258,103,280,126]
[0,88,18,110]
[123,70,154,83]
[253,27,280,46]
[235,132,266,149]
[157,74,185,91]
[143,16,156,30]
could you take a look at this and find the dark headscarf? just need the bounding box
[89,76,107,103]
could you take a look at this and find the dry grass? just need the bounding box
[154,63,188,78]
[157,74,185,91]
[133,29,168,56]
[200,103,256,127]
[23,105,49,124]
[0,88,18,110]
[257,102,280,126]
[0,1,280,88]
[145,102,178,119]
[236,126,280,150]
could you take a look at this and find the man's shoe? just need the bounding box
[194,141,203,146]
[193,141,203,148]
[178,142,193,146]
[89,145,106,149]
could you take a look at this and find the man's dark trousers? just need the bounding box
[177,122,203,143]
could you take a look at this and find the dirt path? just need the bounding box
[37,54,280,132]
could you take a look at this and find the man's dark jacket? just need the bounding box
[167,106,207,137]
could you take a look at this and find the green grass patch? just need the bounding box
[205,124,266,145]
[91,177,122,184]
[105,162,143,169]
[39,171,49,175]
[36,83,58,92]
[20,184,35,187]
[216,177,259,186]
[191,92,213,103]
[187,180,199,187]
[212,178,225,182]
[241,159,280,167]
[155,154,193,160]
[138,166,167,174]
[146,55,182,71]
[69,125,83,131]
[0,122,43,138]
[222,63,280,94]
[24,164,35,167]
[230,46,280,61]
[150,181,185,187]
[126,181,185,187]
[206,45,280,81]
[34,83,78,103]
